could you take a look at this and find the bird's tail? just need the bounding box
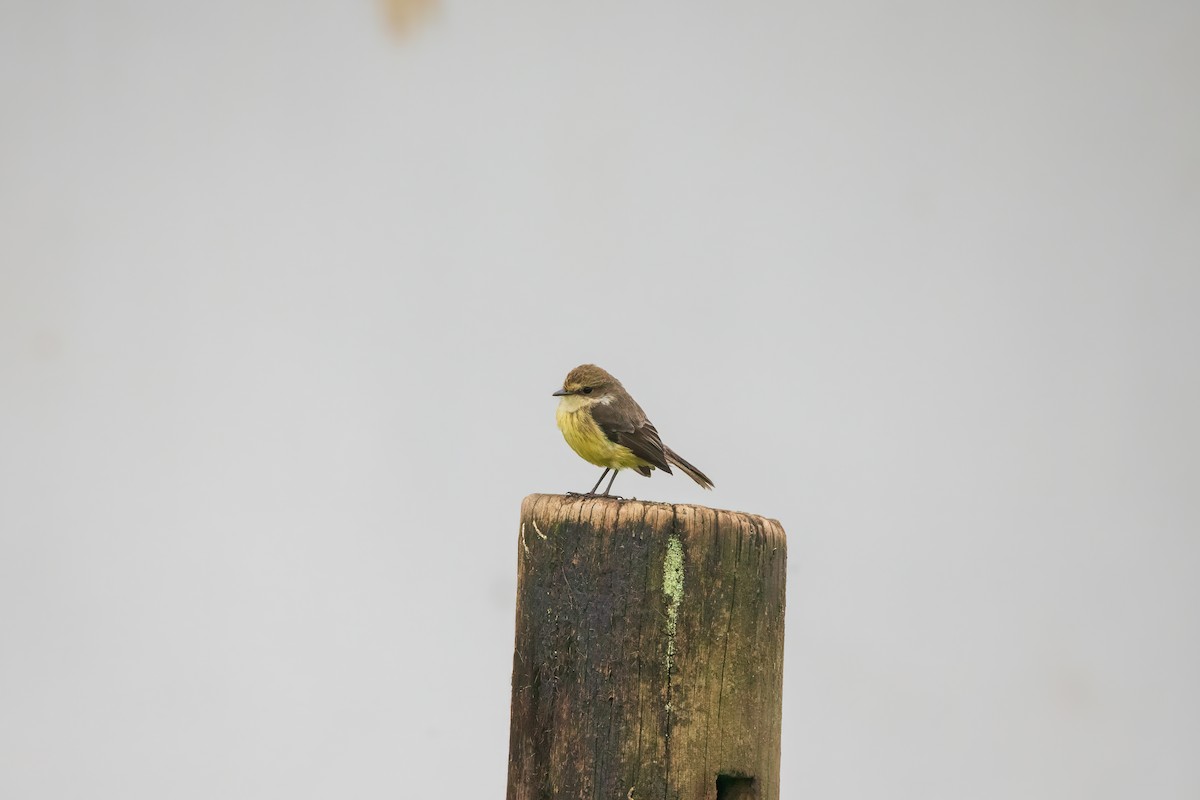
[663,446,714,490]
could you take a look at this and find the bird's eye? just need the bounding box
[582,387,593,394]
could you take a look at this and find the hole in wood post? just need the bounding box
[716,774,757,799]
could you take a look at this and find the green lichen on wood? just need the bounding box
[663,535,684,676]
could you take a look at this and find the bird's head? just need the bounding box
[553,364,620,401]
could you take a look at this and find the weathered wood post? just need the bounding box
[507,494,787,800]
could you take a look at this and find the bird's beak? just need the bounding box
[552,389,572,396]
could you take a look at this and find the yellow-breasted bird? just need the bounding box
[553,364,714,497]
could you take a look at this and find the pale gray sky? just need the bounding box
[1,2,1197,798]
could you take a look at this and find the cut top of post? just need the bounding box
[520,493,783,539]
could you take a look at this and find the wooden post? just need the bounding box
[507,494,787,800]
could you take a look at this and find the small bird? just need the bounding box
[553,364,713,498]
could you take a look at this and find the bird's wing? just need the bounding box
[590,403,673,473]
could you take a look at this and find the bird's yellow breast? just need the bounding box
[556,399,648,470]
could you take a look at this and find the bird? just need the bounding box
[552,364,713,498]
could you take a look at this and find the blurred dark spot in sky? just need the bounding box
[381,0,437,38]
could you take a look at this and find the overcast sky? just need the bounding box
[2,2,1198,798]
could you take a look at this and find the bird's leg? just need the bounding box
[567,468,610,498]
[600,468,620,497]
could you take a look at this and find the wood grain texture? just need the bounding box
[507,494,787,800]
